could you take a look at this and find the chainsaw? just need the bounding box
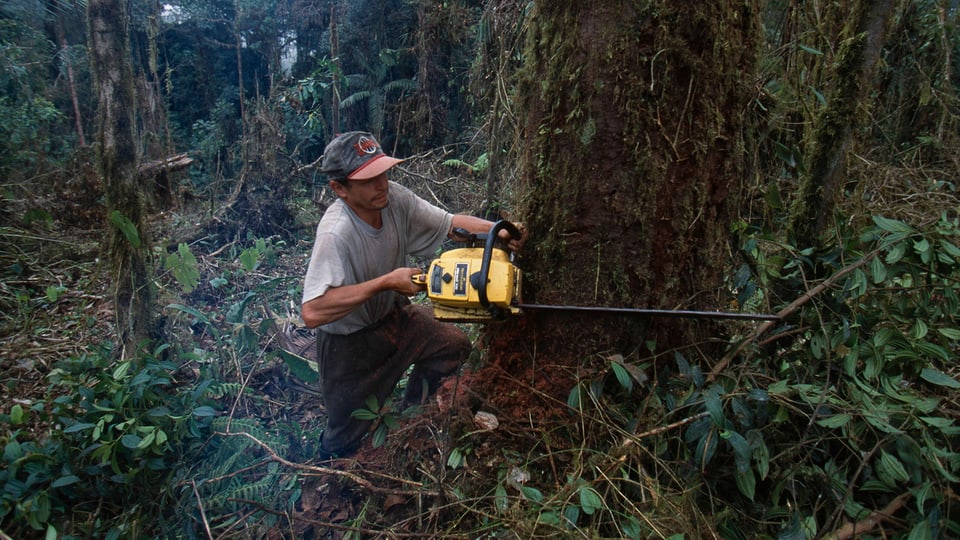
[413,220,780,323]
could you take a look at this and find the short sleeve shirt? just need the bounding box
[302,182,453,335]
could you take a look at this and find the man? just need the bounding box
[301,131,508,458]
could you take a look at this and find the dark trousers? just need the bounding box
[317,303,470,456]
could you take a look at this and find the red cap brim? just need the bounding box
[348,154,404,180]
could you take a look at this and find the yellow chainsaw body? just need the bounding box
[422,246,522,321]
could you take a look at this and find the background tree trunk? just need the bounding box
[88,0,153,357]
[499,1,761,360]
[789,0,896,248]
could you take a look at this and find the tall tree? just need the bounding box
[88,0,154,356]
[495,1,762,358]
[788,0,896,248]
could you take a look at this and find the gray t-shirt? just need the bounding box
[302,182,453,335]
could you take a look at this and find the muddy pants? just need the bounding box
[317,302,470,457]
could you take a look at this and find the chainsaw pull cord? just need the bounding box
[478,220,523,319]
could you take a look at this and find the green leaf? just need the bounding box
[165,243,200,293]
[538,510,560,525]
[877,450,910,485]
[578,486,603,515]
[870,256,887,284]
[909,319,929,340]
[239,246,260,272]
[371,424,387,448]
[886,243,906,264]
[109,210,142,248]
[112,360,131,380]
[495,484,509,512]
[755,437,770,480]
[63,422,95,434]
[695,428,718,470]
[563,504,581,526]
[873,215,914,234]
[192,405,217,417]
[920,367,960,389]
[10,404,24,425]
[937,327,960,340]
[567,384,583,409]
[940,239,960,259]
[735,468,756,501]
[4,440,23,461]
[798,44,823,55]
[351,408,379,421]
[907,520,935,540]
[915,341,950,361]
[815,413,851,429]
[918,416,954,428]
[121,434,142,449]
[520,485,543,502]
[704,388,724,426]
[277,349,318,384]
[447,447,464,469]
[723,430,753,473]
[610,359,633,392]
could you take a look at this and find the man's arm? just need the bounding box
[450,214,525,251]
[450,214,496,235]
[301,267,425,328]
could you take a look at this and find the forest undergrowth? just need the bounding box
[2,152,960,539]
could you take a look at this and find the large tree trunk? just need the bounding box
[88,0,153,357]
[500,1,761,359]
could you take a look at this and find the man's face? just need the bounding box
[332,173,390,213]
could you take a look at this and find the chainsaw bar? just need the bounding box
[516,303,781,322]
[419,220,781,323]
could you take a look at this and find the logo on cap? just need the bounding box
[354,136,380,156]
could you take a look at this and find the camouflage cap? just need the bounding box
[320,132,403,181]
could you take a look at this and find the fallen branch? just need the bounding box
[219,431,439,497]
[137,153,194,178]
[823,492,911,540]
[707,251,878,382]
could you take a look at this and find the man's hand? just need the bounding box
[386,267,427,296]
[499,222,526,253]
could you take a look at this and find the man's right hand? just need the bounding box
[387,267,427,296]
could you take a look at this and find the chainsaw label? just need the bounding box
[453,263,469,296]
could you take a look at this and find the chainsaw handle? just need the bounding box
[478,220,522,317]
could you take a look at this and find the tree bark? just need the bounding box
[502,1,761,357]
[55,10,87,147]
[330,0,341,133]
[789,0,896,248]
[88,0,154,357]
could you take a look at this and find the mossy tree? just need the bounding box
[491,1,762,360]
[788,0,896,248]
[88,0,154,356]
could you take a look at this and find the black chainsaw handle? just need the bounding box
[478,220,522,317]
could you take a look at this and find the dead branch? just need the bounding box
[219,431,439,498]
[823,492,911,540]
[137,153,194,179]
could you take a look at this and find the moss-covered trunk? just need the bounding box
[88,0,153,357]
[502,0,760,358]
[789,0,896,248]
